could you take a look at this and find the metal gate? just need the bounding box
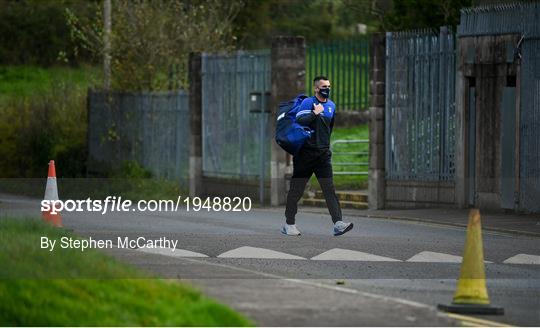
[201,50,271,182]
[385,27,456,181]
[458,2,540,212]
[520,39,540,212]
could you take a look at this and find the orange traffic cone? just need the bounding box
[42,160,63,227]
[438,209,503,315]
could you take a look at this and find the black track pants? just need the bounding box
[285,148,342,224]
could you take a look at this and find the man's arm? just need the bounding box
[295,99,317,126]
[296,110,316,125]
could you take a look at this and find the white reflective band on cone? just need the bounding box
[44,177,59,200]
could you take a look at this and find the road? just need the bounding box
[2,193,539,326]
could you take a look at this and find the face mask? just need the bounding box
[319,88,330,99]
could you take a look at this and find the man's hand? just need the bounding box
[313,103,324,115]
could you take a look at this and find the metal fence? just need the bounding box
[201,50,271,179]
[385,27,456,181]
[458,2,540,212]
[87,90,190,182]
[331,139,369,175]
[306,38,370,110]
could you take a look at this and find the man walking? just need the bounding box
[281,76,353,236]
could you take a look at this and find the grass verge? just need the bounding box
[0,218,251,326]
[0,65,99,103]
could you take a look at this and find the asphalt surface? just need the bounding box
[2,193,539,326]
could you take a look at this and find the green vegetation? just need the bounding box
[0,218,251,326]
[332,124,369,142]
[306,43,370,111]
[0,65,98,178]
[0,65,98,103]
[383,0,472,31]
[0,65,190,205]
[331,124,369,190]
[307,124,369,191]
[0,67,184,201]
[0,161,185,203]
[0,0,471,68]
[234,0,381,49]
[0,1,96,66]
[67,0,241,91]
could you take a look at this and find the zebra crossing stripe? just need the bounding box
[407,251,463,263]
[407,251,492,263]
[503,254,540,265]
[134,246,534,264]
[311,248,401,261]
[217,246,306,260]
[138,247,208,257]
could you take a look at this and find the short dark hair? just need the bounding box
[313,76,329,86]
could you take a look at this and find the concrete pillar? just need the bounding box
[368,33,386,209]
[270,36,306,206]
[189,53,203,197]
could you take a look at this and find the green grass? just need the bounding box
[308,124,369,191]
[0,218,251,326]
[0,66,188,199]
[332,124,369,141]
[0,65,99,103]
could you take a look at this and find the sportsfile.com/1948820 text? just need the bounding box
[40,196,252,215]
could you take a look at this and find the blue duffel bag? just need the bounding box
[275,94,313,156]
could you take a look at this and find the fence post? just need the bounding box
[189,53,203,197]
[454,32,468,209]
[368,33,386,209]
[270,36,306,206]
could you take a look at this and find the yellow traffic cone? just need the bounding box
[438,209,504,315]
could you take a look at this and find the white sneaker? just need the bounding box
[281,224,301,236]
[333,221,353,236]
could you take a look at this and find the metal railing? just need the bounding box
[306,38,370,111]
[87,90,190,182]
[385,27,456,182]
[331,139,369,175]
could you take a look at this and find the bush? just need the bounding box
[0,66,97,178]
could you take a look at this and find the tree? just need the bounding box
[0,0,96,66]
[381,0,472,31]
[67,0,242,91]
[233,0,371,49]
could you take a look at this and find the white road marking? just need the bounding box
[407,251,463,263]
[138,247,208,257]
[446,313,514,327]
[407,251,493,263]
[503,253,540,265]
[217,246,306,260]
[311,248,401,261]
[407,251,494,263]
[177,256,435,310]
